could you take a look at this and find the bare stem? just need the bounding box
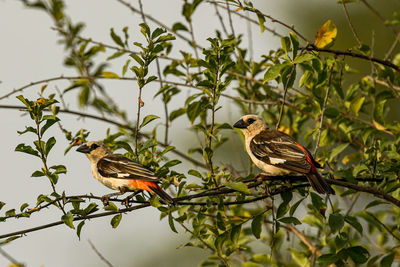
[88,240,114,267]
[340,0,362,46]
[314,62,335,157]
[276,64,296,129]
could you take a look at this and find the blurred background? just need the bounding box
[0,0,398,266]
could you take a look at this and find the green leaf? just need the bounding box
[310,192,326,211]
[15,143,39,157]
[344,215,363,234]
[111,214,122,228]
[317,254,339,265]
[172,22,188,32]
[329,212,344,233]
[104,202,118,212]
[130,53,144,66]
[365,200,388,210]
[276,202,289,218]
[61,212,75,229]
[188,169,202,179]
[346,246,369,264]
[225,182,251,194]
[251,214,263,239]
[241,262,262,267]
[40,118,60,136]
[279,217,301,225]
[0,201,5,211]
[102,71,120,79]
[84,203,98,215]
[140,115,160,129]
[45,136,56,157]
[289,32,299,58]
[263,63,288,83]
[169,108,186,121]
[17,126,37,135]
[110,28,124,47]
[289,198,304,216]
[50,165,67,174]
[16,95,33,110]
[380,253,395,267]
[350,96,365,116]
[281,36,291,54]
[19,203,29,212]
[76,221,85,240]
[329,143,349,161]
[163,159,181,168]
[168,212,178,233]
[255,10,266,33]
[230,224,241,244]
[5,209,16,216]
[31,170,45,177]
[293,54,316,64]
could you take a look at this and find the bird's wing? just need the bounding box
[250,129,313,173]
[97,155,160,182]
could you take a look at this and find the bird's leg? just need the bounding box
[101,187,128,206]
[122,190,143,207]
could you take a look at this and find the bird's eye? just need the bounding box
[90,143,99,150]
[247,118,255,125]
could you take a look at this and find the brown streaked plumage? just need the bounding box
[234,115,335,194]
[77,141,174,204]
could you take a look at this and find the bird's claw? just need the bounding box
[101,195,111,206]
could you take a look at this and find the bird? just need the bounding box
[233,114,335,194]
[76,141,174,204]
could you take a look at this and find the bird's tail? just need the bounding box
[131,180,175,204]
[149,184,175,205]
[305,172,335,195]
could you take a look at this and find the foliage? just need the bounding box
[1,0,400,266]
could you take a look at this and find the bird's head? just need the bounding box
[233,114,267,137]
[76,141,111,162]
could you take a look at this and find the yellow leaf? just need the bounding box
[101,71,120,79]
[373,120,387,131]
[314,20,337,48]
[36,97,46,105]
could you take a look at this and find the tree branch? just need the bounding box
[305,46,400,72]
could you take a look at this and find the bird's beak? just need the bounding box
[76,144,90,154]
[233,119,247,129]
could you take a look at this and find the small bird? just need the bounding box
[76,141,174,204]
[233,114,335,194]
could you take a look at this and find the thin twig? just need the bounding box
[115,0,202,49]
[209,1,283,37]
[137,0,169,145]
[340,0,362,46]
[0,104,208,169]
[313,62,335,157]
[365,211,400,243]
[213,2,229,36]
[305,46,400,72]
[0,247,25,267]
[286,224,322,257]
[0,204,150,240]
[276,64,296,129]
[359,0,399,60]
[179,222,229,266]
[88,240,114,267]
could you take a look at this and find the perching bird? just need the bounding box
[233,114,335,194]
[76,141,174,204]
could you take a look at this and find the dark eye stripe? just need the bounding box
[90,143,99,150]
[247,118,255,124]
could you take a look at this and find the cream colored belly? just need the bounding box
[246,143,291,176]
[91,165,134,190]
